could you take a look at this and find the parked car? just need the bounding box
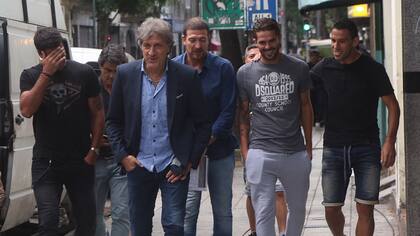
[70,47,136,75]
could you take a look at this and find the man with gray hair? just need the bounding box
[106,18,211,236]
[94,44,129,236]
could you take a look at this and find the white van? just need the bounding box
[71,47,136,63]
[0,0,69,231]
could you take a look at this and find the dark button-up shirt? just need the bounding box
[173,53,238,159]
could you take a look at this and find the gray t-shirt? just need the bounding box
[237,54,311,153]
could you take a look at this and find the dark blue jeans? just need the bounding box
[32,157,96,236]
[184,154,235,236]
[322,144,381,206]
[127,165,189,236]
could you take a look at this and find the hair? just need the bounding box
[244,44,258,57]
[86,61,100,76]
[309,48,321,56]
[138,17,173,47]
[332,19,358,39]
[252,18,280,38]
[183,17,210,36]
[98,44,128,66]
[33,27,63,51]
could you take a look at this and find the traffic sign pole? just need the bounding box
[280,0,287,54]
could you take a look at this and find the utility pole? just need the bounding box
[316,10,321,39]
[280,0,287,54]
[92,0,97,48]
[402,0,420,233]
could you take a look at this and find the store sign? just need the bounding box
[348,4,370,18]
[201,0,245,29]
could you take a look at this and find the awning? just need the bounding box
[298,0,380,13]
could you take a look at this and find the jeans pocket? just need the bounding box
[296,151,312,175]
[32,159,51,186]
[245,149,264,185]
[304,151,312,170]
[126,164,140,175]
[115,164,127,176]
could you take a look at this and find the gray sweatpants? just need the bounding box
[246,149,312,236]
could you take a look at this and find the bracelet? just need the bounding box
[41,72,52,77]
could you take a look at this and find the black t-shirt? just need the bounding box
[20,60,100,158]
[310,54,394,147]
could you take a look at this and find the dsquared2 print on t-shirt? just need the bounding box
[255,71,295,113]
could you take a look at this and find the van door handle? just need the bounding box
[15,114,24,125]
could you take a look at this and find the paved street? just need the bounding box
[102,127,399,236]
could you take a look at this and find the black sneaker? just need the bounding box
[248,232,257,236]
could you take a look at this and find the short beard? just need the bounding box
[335,49,352,62]
[261,48,280,61]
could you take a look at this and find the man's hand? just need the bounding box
[41,46,66,76]
[84,150,97,166]
[380,94,399,168]
[306,145,313,160]
[208,135,216,145]
[241,149,248,162]
[100,135,110,147]
[300,90,313,161]
[121,155,142,172]
[238,100,250,164]
[19,46,66,118]
[381,139,396,168]
[166,163,192,183]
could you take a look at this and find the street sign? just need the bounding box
[201,0,245,30]
[246,0,278,30]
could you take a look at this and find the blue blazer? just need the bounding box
[106,59,211,169]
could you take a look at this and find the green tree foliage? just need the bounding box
[285,0,305,50]
[94,0,165,17]
[82,0,167,47]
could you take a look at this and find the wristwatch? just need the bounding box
[90,147,100,156]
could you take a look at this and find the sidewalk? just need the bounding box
[106,127,400,235]
[302,127,399,236]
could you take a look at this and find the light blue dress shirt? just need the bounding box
[137,61,174,172]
